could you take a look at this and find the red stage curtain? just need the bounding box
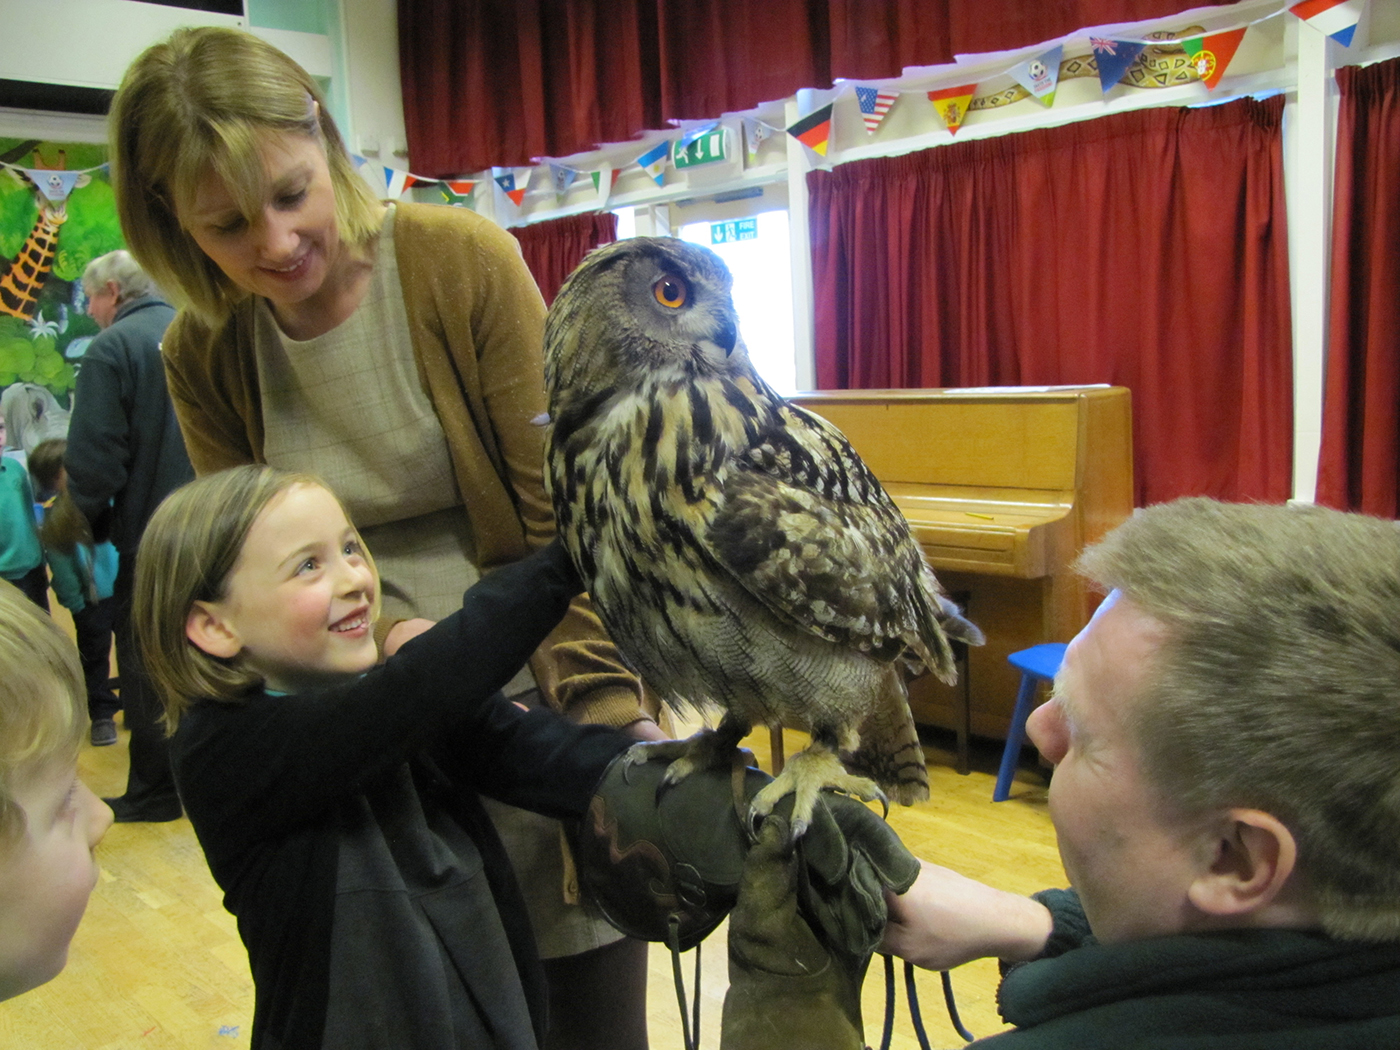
[399,0,1237,175]
[510,211,618,305]
[1316,59,1400,516]
[808,97,1292,507]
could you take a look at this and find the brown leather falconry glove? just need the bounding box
[720,794,921,1050]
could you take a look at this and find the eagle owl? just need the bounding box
[543,238,982,832]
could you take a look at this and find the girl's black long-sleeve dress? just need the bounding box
[170,542,631,1049]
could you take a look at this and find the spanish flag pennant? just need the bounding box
[928,85,977,134]
[786,102,835,156]
[1182,28,1247,90]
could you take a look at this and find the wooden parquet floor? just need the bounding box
[1,701,1060,1050]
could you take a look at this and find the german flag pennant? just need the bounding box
[787,102,835,156]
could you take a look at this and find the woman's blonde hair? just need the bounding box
[0,582,85,847]
[108,25,383,326]
[133,466,379,731]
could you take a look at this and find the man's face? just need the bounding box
[1026,591,1209,943]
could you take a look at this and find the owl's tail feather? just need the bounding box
[845,699,930,806]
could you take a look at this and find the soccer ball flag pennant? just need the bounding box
[636,140,671,186]
[928,85,977,134]
[743,118,775,160]
[854,86,899,134]
[787,102,835,155]
[1091,38,1147,93]
[1289,0,1366,47]
[1182,28,1247,89]
[550,163,578,199]
[1008,45,1063,107]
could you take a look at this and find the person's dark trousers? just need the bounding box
[108,570,181,821]
[73,595,121,722]
[11,562,50,611]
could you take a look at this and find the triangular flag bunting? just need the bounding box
[743,118,774,160]
[1008,45,1063,107]
[1289,0,1366,47]
[675,122,719,154]
[854,86,899,134]
[928,85,976,135]
[549,163,578,199]
[1182,28,1247,89]
[1090,39,1147,92]
[589,166,620,205]
[786,102,834,156]
[19,168,85,203]
[636,140,671,186]
[384,167,419,200]
[441,181,476,207]
[493,167,530,206]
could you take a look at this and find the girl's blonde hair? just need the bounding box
[0,582,85,847]
[108,26,383,326]
[133,466,379,731]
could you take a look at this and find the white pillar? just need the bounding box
[786,94,817,392]
[1286,24,1337,503]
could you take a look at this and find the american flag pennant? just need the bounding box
[1090,38,1147,93]
[786,102,835,156]
[636,140,671,186]
[928,85,977,135]
[383,167,420,200]
[1007,45,1063,108]
[493,167,531,206]
[1289,0,1366,47]
[549,163,578,198]
[853,86,899,134]
[1182,28,1247,89]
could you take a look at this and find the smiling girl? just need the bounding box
[132,465,631,1050]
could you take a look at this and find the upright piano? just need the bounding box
[790,386,1133,742]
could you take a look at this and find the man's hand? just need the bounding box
[879,860,1054,971]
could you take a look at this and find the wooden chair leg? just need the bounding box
[769,726,785,774]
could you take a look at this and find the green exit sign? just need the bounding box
[711,218,757,244]
[674,127,729,168]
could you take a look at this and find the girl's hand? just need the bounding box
[383,618,436,657]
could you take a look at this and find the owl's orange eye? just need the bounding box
[653,275,688,309]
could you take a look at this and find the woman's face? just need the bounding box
[180,130,341,308]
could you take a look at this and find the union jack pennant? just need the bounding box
[854,86,899,134]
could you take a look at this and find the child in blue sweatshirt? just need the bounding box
[28,440,121,746]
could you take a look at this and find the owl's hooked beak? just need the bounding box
[713,315,737,357]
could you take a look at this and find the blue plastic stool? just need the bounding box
[992,643,1067,802]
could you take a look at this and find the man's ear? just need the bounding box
[1187,809,1299,920]
[186,601,242,659]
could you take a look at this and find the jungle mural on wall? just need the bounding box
[0,136,125,439]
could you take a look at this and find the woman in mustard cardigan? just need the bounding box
[109,25,660,1050]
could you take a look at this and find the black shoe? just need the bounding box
[90,719,118,747]
[103,794,183,823]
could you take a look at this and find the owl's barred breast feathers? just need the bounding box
[543,237,980,805]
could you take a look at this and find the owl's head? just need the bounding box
[544,237,752,411]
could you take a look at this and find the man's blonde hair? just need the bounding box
[108,26,382,326]
[134,466,379,730]
[0,581,85,846]
[1078,497,1400,942]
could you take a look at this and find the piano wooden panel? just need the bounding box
[790,387,1133,740]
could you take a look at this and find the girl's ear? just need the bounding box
[186,601,242,659]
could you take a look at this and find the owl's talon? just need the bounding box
[788,817,810,843]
